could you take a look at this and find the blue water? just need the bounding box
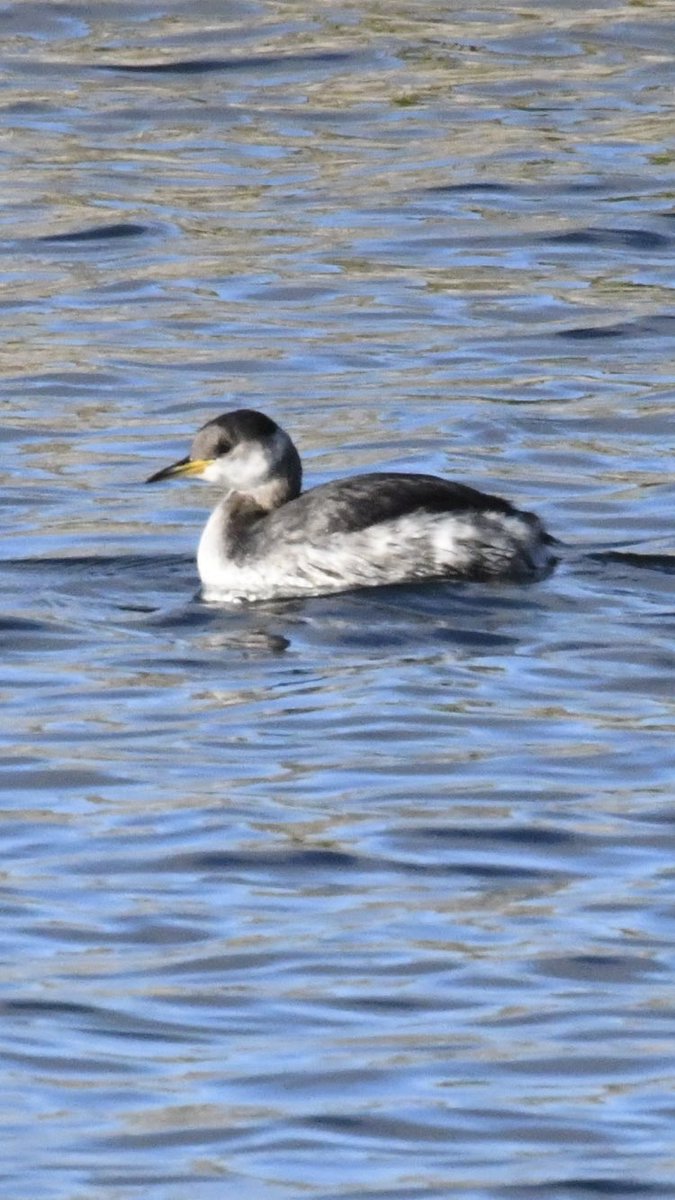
[2,3,675,1197]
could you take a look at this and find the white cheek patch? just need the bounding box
[200,431,287,490]
[202,459,227,484]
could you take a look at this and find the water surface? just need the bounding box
[1,2,675,1197]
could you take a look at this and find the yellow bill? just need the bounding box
[145,457,213,484]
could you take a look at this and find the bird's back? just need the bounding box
[257,472,522,544]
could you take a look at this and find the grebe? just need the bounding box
[146,409,556,602]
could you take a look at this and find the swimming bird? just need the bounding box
[146,409,556,602]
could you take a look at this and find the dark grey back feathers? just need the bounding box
[259,472,527,543]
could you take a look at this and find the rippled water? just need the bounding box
[2,2,675,1197]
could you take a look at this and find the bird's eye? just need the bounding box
[217,439,232,455]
